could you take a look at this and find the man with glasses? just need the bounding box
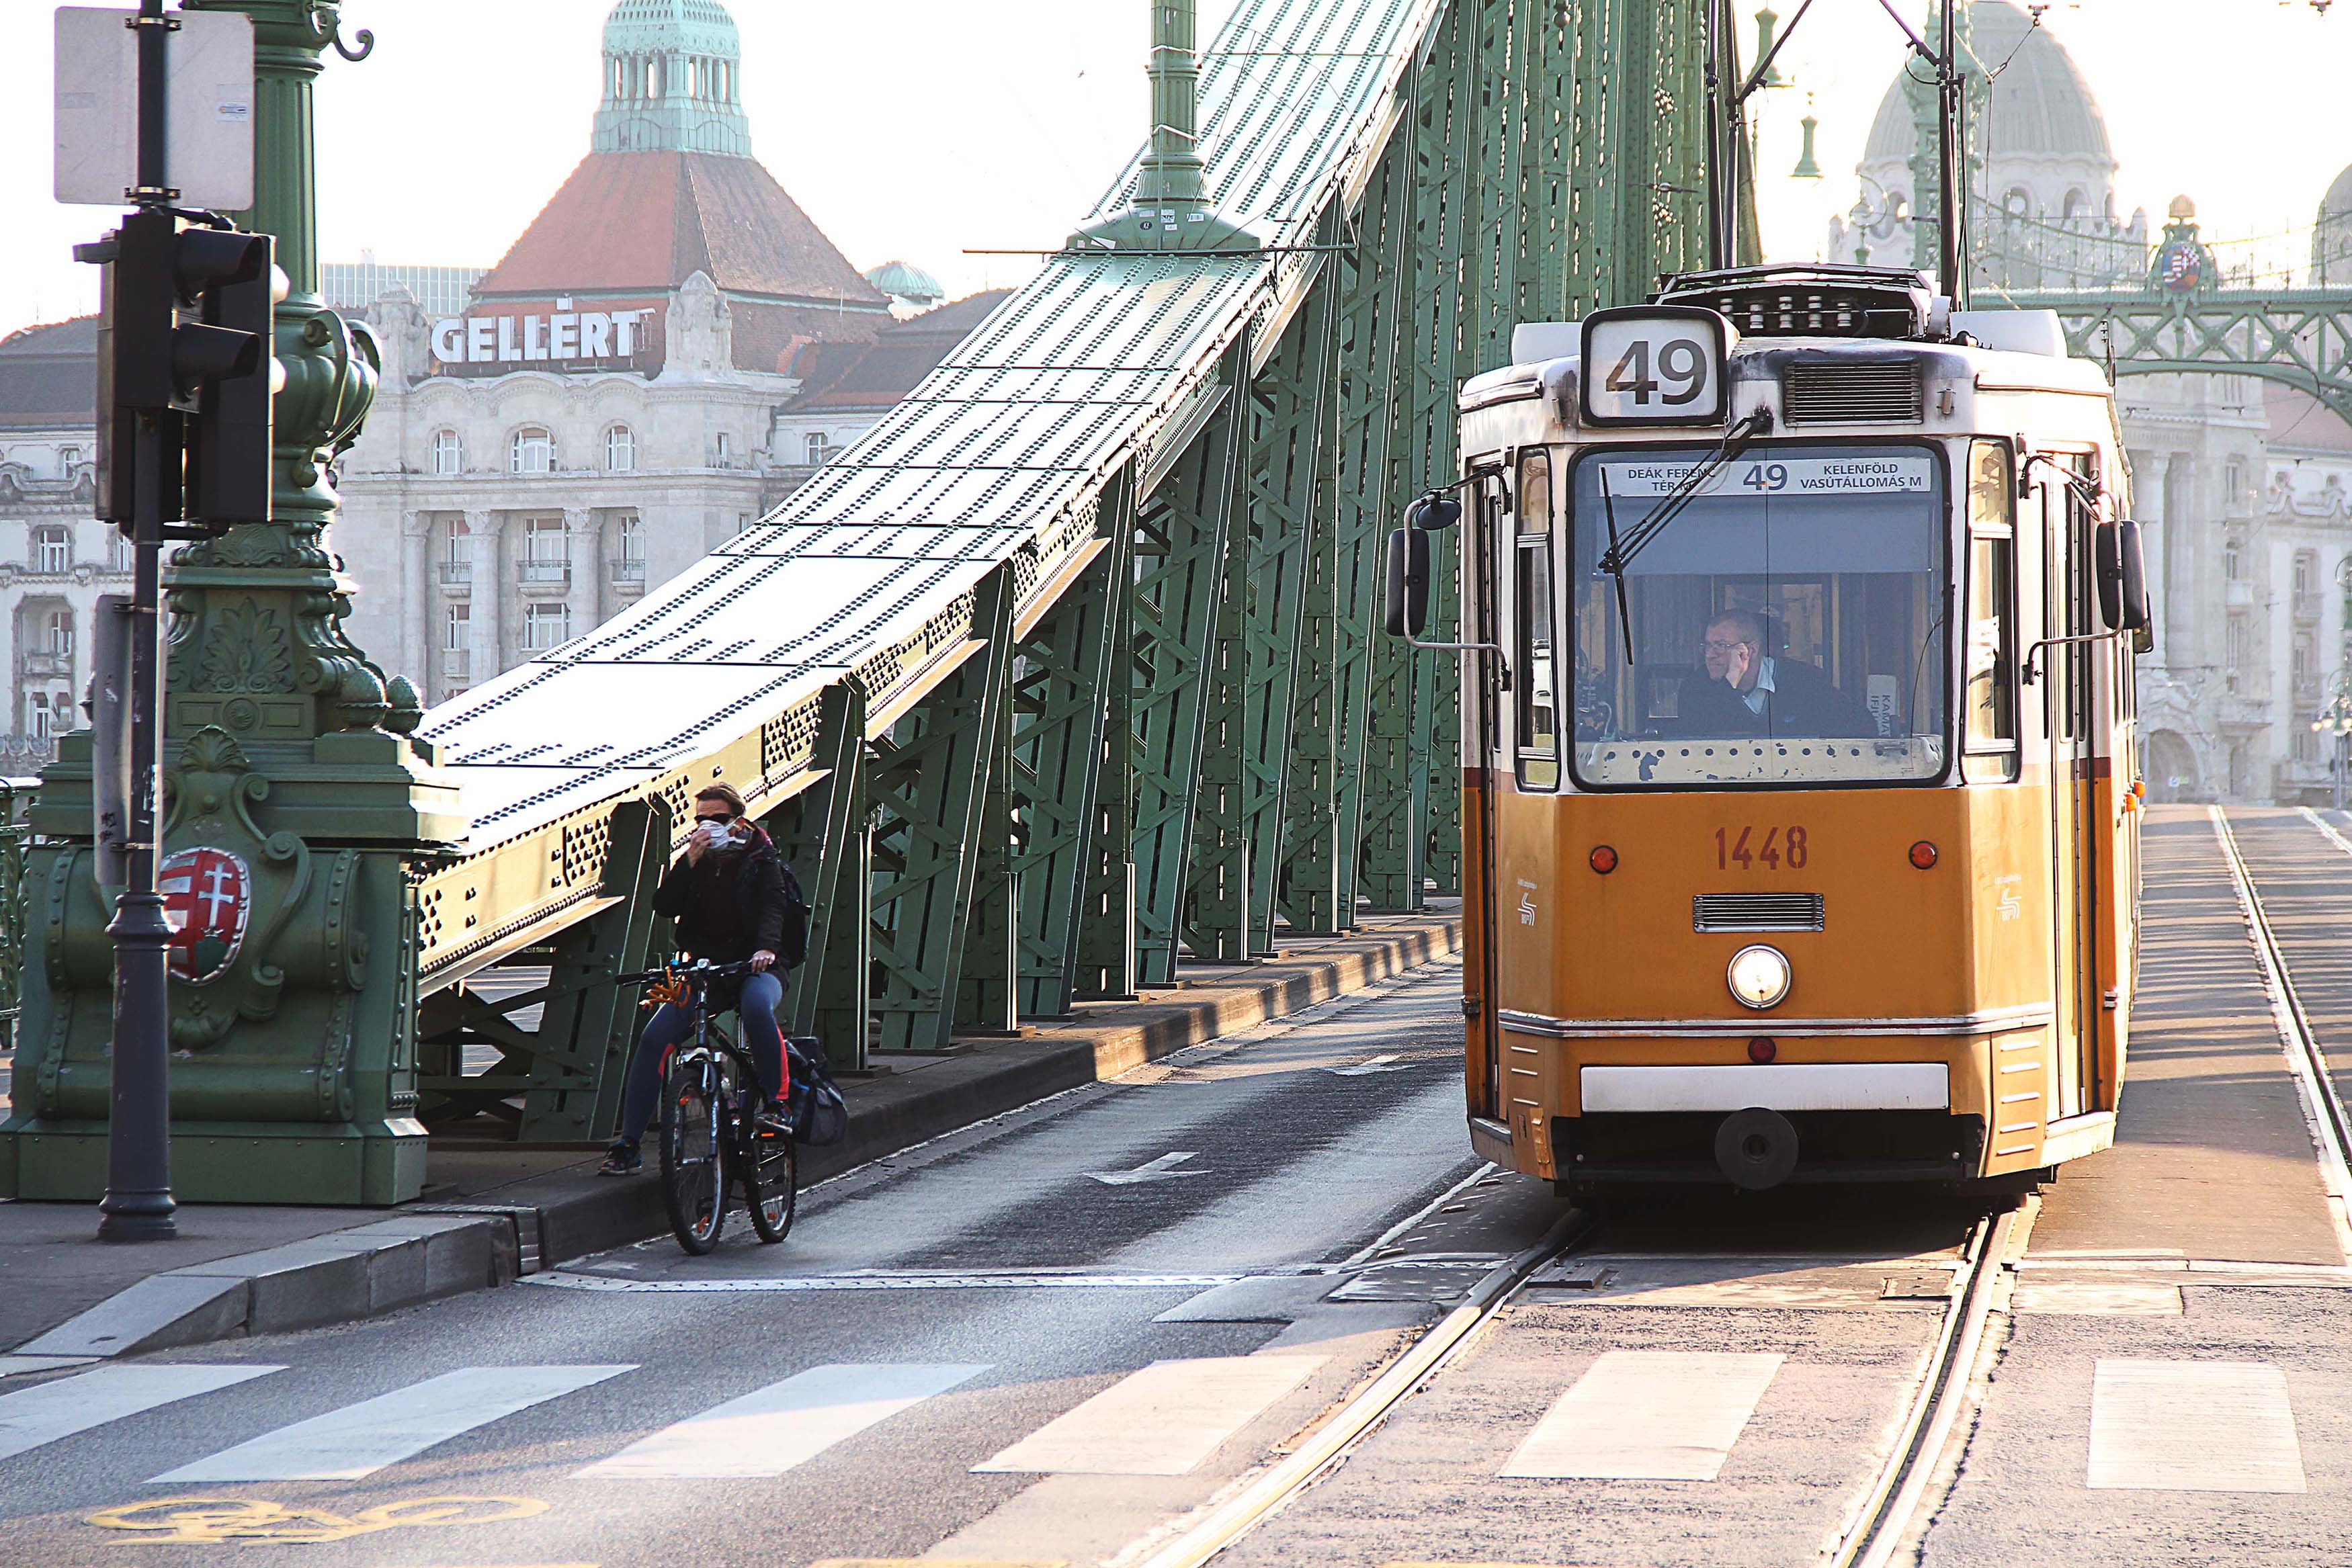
[601,782,794,1176]
[1678,608,1874,738]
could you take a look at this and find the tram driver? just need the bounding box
[1677,609,1876,739]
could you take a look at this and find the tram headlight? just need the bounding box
[1727,945,1792,1010]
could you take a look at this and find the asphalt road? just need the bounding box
[0,951,1573,1567]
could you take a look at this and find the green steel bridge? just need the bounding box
[4,0,2348,1204]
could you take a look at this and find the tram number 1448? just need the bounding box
[1717,826,1808,871]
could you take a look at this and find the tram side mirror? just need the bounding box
[1385,527,1431,638]
[1408,496,1462,531]
[2095,519,2152,634]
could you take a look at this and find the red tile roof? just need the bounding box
[474,151,889,310]
[784,291,1015,413]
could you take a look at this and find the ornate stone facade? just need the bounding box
[0,317,128,774]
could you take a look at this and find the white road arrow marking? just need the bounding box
[1326,1054,1409,1076]
[1089,1151,1204,1186]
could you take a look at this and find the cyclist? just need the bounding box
[601,783,792,1176]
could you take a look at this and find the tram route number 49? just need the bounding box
[1580,305,1734,427]
[1718,826,1808,871]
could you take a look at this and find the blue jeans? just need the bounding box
[618,969,787,1145]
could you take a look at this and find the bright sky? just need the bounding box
[1,1,2343,339]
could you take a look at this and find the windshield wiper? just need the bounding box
[1593,408,1775,599]
[1599,467,1634,662]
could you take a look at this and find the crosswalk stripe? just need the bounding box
[2087,1358,2306,1492]
[577,1363,987,1479]
[1500,1350,1783,1481]
[0,1364,282,1464]
[153,1365,634,1482]
[973,1354,1327,1476]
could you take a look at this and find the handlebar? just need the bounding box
[612,957,763,988]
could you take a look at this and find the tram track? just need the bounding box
[2210,807,2352,1252]
[1141,1190,2031,1568]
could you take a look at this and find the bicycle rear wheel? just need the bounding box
[660,1053,728,1254]
[743,1110,797,1244]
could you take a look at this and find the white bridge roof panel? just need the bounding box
[417,0,1439,857]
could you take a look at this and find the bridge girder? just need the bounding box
[2013,289,2352,431]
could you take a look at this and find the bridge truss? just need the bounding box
[2013,288,2352,431]
[407,0,1708,1139]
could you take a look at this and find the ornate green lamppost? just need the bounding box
[0,0,465,1206]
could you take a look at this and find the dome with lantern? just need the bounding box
[1826,0,2148,290]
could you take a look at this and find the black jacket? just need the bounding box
[1677,658,1877,738]
[653,828,789,963]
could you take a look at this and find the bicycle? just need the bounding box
[618,958,799,1254]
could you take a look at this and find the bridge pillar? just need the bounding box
[1,1,462,1205]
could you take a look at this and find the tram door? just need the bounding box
[1467,468,1505,1122]
[2043,458,2101,1118]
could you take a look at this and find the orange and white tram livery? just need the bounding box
[1389,265,2150,1195]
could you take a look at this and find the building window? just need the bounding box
[442,517,472,583]
[43,608,73,656]
[2295,636,2317,694]
[520,515,569,585]
[58,445,81,476]
[32,525,70,574]
[714,431,732,467]
[2224,539,2243,581]
[110,531,134,574]
[2226,458,2245,504]
[2296,551,2315,601]
[445,601,470,652]
[804,433,829,466]
[509,427,555,476]
[27,690,61,740]
[606,425,635,472]
[2226,615,2248,691]
[432,429,463,476]
[613,513,645,582]
[523,603,571,651]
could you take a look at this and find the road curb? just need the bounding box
[9,916,1460,1362]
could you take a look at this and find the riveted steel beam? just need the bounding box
[868,567,1016,1054]
[1013,469,1137,1018]
[1187,212,1342,961]
[777,682,870,1070]
[1284,153,1409,934]
[1132,339,1249,986]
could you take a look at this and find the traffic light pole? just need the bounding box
[96,0,182,1242]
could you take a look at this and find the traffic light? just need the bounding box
[185,231,283,526]
[85,209,278,528]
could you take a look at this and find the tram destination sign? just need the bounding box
[1597,454,1935,498]
[1581,305,1735,427]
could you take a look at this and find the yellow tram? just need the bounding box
[1386,265,2150,1195]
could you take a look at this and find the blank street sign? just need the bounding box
[54,6,255,210]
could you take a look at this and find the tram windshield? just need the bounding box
[1567,441,1949,788]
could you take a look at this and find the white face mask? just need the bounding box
[699,819,743,848]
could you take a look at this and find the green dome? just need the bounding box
[864,261,945,303]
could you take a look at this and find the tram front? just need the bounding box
[1389,265,2147,1198]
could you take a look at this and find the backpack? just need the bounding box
[778,862,812,968]
[785,1036,847,1147]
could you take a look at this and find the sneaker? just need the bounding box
[599,1139,642,1176]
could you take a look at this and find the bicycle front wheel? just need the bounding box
[660,1053,728,1254]
[743,1109,797,1244]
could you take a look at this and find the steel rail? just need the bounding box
[1127,1206,1592,1568]
[2211,808,2352,1252]
[1824,1203,2027,1568]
